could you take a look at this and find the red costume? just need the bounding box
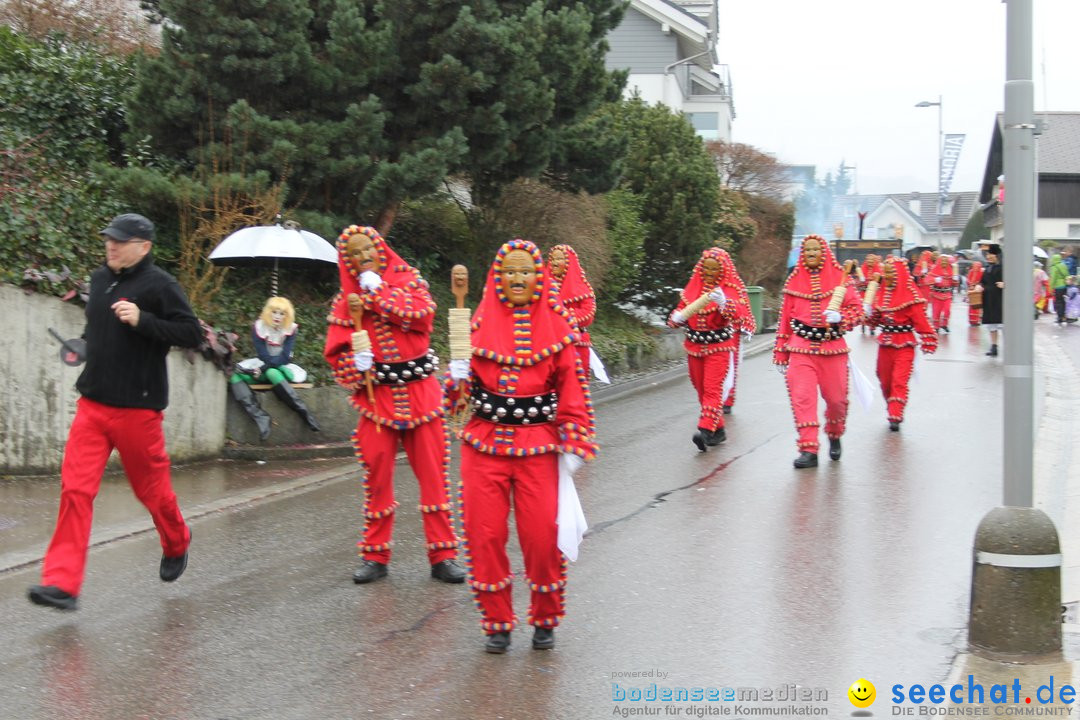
[773,235,863,464]
[912,250,934,302]
[966,261,984,326]
[548,244,597,372]
[668,248,755,449]
[859,255,884,336]
[324,226,460,577]
[865,256,938,428]
[447,239,597,640]
[927,254,957,331]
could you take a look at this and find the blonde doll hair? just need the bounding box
[260,296,295,328]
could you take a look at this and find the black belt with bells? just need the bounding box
[685,327,734,344]
[470,385,558,425]
[791,319,843,341]
[374,352,439,385]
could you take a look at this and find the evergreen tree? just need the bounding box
[128,0,625,233]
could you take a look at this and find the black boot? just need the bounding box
[485,632,511,654]
[272,381,321,431]
[793,451,818,469]
[705,427,726,446]
[230,381,271,441]
[692,430,707,452]
[532,627,555,650]
[985,344,998,357]
[828,437,842,461]
[889,421,901,432]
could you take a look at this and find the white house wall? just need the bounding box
[1036,217,1080,243]
[605,7,679,74]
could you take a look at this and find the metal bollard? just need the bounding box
[969,506,1062,661]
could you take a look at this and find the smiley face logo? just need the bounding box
[847,678,876,708]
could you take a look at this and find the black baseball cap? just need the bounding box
[101,213,154,242]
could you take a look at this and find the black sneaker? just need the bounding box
[28,585,78,611]
[352,560,388,584]
[793,451,818,469]
[485,632,511,654]
[430,559,466,583]
[532,627,555,650]
[160,531,190,582]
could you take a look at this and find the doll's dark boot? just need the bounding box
[272,381,321,431]
[230,381,271,441]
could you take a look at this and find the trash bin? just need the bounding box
[745,286,764,333]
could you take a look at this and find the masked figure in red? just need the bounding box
[324,225,465,586]
[864,256,938,431]
[668,248,755,451]
[548,244,597,374]
[927,254,958,332]
[966,261,984,326]
[773,235,863,468]
[446,238,597,654]
[912,250,934,302]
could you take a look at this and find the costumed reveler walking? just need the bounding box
[445,239,597,654]
[668,247,755,451]
[773,235,863,469]
[229,296,320,440]
[966,260,984,326]
[863,256,938,431]
[324,225,465,585]
[927,254,958,332]
[548,244,605,382]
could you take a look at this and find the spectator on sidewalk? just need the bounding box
[29,213,201,611]
[1064,276,1080,324]
[978,244,1004,357]
[1033,261,1051,319]
[1049,253,1070,325]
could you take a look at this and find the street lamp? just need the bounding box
[915,96,943,251]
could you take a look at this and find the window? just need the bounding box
[686,112,719,141]
[1068,224,1080,239]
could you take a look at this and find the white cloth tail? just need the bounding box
[721,337,743,401]
[557,469,588,562]
[588,347,611,384]
[848,357,874,412]
[283,363,307,383]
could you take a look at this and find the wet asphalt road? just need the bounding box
[1,314,1078,720]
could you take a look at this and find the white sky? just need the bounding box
[716,0,1080,195]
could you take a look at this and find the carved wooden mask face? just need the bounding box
[500,249,539,306]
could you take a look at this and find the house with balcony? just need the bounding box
[604,0,734,143]
[979,111,1080,253]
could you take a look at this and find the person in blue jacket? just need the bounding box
[229,296,320,439]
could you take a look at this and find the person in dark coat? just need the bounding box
[977,244,1004,356]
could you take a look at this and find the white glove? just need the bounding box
[776,364,788,375]
[670,310,687,326]
[354,351,374,372]
[359,270,382,291]
[953,276,960,282]
[559,453,585,478]
[707,288,727,308]
[824,309,842,324]
[863,303,873,316]
[935,277,945,285]
[740,330,753,340]
[448,358,470,381]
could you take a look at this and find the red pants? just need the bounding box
[930,296,951,329]
[876,346,915,423]
[350,417,458,564]
[687,352,732,432]
[460,447,566,632]
[969,305,982,325]
[785,353,849,453]
[41,397,190,596]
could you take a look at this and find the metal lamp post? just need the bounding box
[915,96,944,251]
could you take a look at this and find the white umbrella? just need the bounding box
[209,222,337,294]
[1033,245,1049,259]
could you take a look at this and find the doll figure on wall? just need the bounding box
[229,296,321,440]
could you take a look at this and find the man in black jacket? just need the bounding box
[29,213,204,611]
